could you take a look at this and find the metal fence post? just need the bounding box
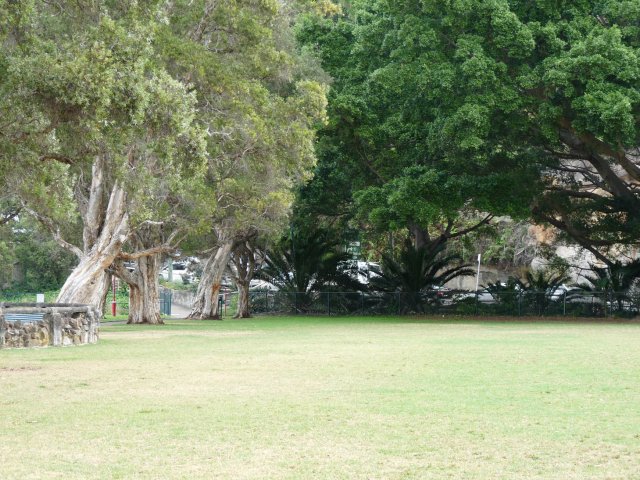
[563,291,566,316]
[328,292,331,316]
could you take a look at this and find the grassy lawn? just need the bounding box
[1,317,639,479]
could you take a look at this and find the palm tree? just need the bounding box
[521,268,571,314]
[369,240,474,313]
[485,277,524,313]
[255,229,362,312]
[579,260,640,312]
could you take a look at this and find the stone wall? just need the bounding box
[170,289,195,308]
[0,303,101,349]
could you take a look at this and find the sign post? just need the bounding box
[475,254,482,292]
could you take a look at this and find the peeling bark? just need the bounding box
[127,257,162,324]
[229,240,257,319]
[56,256,114,312]
[57,176,129,312]
[188,239,235,319]
[113,227,165,324]
[235,281,250,318]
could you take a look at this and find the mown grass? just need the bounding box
[1,316,639,479]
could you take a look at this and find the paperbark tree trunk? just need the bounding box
[188,239,235,319]
[229,239,257,319]
[116,254,163,325]
[56,158,129,312]
[128,253,163,324]
[235,280,250,318]
[113,225,165,324]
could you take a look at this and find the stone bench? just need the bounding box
[0,303,101,349]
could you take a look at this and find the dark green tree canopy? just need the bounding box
[297,0,640,264]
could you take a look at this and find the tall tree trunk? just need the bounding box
[57,172,129,312]
[56,256,114,312]
[409,223,429,250]
[188,239,235,319]
[125,254,163,325]
[235,280,251,318]
[114,227,164,324]
[229,238,257,319]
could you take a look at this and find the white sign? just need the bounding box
[36,293,45,303]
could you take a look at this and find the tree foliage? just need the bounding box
[295,2,543,257]
[1,1,327,315]
[296,0,640,265]
[369,241,474,293]
[578,260,640,310]
[256,227,362,294]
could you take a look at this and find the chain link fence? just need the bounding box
[2,289,638,319]
[241,289,640,318]
[104,289,173,317]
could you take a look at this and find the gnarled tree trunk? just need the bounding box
[235,280,250,318]
[188,239,235,319]
[113,224,166,324]
[56,255,115,313]
[229,239,257,319]
[56,158,129,312]
[115,254,163,325]
[127,253,162,324]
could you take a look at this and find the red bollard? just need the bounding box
[111,276,117,317]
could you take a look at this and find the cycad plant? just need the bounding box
[521,268,571,314]
[485,277,524,312]
[369,240,474,313]
[579,260,640,312]
[256,229,362,312]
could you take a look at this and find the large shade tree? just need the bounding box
[295,3,543,259]
[296,0,640,271]
[325,0,640,265]
[158,0,328,320]
[1,2,206,314]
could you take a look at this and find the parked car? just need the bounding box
[454,289,497,304]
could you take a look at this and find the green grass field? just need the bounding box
[1,317,639,479]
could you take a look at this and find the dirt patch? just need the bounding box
[0,366,42,372]
[101,330,258,340]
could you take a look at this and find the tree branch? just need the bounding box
[39,153,73,165]
[117,245,177,261]
[22,205,83,259]
[0,206,21,225]
[616,150,640,182]
[83,155,106,251]
[446,214,494,240]
[111,259,139,286]
[557,120,639,206]
[546,187,610,202]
